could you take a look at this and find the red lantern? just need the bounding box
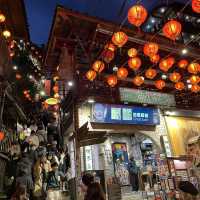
[145,68,157,79]
[92,60,105,73]
[128,5,148,27]
[53,85,59,93]
[0,13,5,23]
[16,73,22,80]
[159,57,175,72]
[190,75,200,84]
[175,82,185,91]
[192,0,200,13]
[169,72,181,83]
[133,76,144,86]
[178,59,188,69]
[102,49,115,63]
[0,131,5,141]
[86,70,97,81]
[104,43,116,52]
[162,20,182,40]
[117,67,128,79]
[143,42,159,57]
[150,54,160,64]
[155,80,166,90]
[112,32,128,47]
[107,75,118,87]
[128,48,138,58]
[191,84,200,93]
[188,62,200,74]
[128,57,142,71]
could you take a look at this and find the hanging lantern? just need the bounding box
[192,0,200,13]
[188,62,200,74]
[128,48,138,58]
[190,75,200,84]
[143,42,159,57]
[112,32,128,47]
[3,30,11,38]
[104,43,116,52]
[86,70,97,81]
[145,68,157,79]
[155,80,166,90]
[25,93,30,98]
[128,57,142,71]
[107,75,118,87]
[191,84,200,93]
[117,67,128,79]
[102,49,115,63]
[128,5,148,27]
[0,13,5,23]
[175,82,185,91]
[178,59,188,69]
[169,72,181,83]
[92,60,105,73]
[150,54,160,64]
[23,90,29,95]
[162,20,182,40]
[16,73,22,80]
[53,85,59,93]
[0,131,5,141]
[133,76,144,86]
[159,57,175,72]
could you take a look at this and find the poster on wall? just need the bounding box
[112,143,130,186]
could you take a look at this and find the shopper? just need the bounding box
[11,184,29,200]
[81,173,94,193]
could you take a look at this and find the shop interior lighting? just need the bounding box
[181,48,188,55]
[68,81,73,87]
[13,65,18,70]
[40,90,46,96]
[188,84,192,89]
[88,99,95,104]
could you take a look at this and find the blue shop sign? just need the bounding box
[91,103,160,125]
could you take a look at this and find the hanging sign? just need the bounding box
[119,88,176,107]
[91,103,160,126]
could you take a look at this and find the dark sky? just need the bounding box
[24,0,187,45]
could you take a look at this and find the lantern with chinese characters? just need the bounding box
[178,59,188,69]
[192,0,200,13]
[159,57,175,72]
[128,48,138,58]
[0,13,5,23]
[145,68,157,79]
[175,82,185,91]
[143,42,159,57]
[188,62,200,74]
[128,5,148,27]
[53,85,59,93]
[117,67,128,79]
[104,43,116,52]
[162,20,182,40]
[112,32,128,47]
[169,72,181,83]
[155,80,166,90]
[107,75,118,87]
[190,75,200,84]
[102,49,115,63]
[92,60,105,73]
[191,84,200,93]
[86,70,97,81]
[0,131,5,141]
[3,30,11,38]
[133,76,144,86]
[150,54,160,64]
[128,57,142,71]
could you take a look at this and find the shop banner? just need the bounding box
[91,103,160,125]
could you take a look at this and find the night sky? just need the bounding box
[24,0,188,45]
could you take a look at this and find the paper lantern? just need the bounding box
[0,13,5,23]
[175,82,185,91]
[159,57,175,72]
[92,60,105,73]
[128,5,148,27]
[190,75,200,84]
[0,131,5,141]
[3,30,11,38]
[128,57,142,71]
[169,72,181,83]
[102,49,115,63]
[112,32,128,47]
[192,0,200,13]
[16,73,22,80]
[86,70,97,81]
[133,76,144,86]
[191,84,200,93]
[155,80,166,90]
[162,20,182,40]
[104,43,116,52]
[143,42,159,57]
[117,67,128,79]
[188,62,200,74]
[145,68,157,79]
[107,75,118,87]
[150,54,160,64]
[128,48,138,58]
[53,85,59,93]
[178,59,188,69]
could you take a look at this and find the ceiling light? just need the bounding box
[29,75,33,79]
[88,99,95,104]
[68,81,73,87]
[197,19,200,23]
[162,74,167,80]
[160,8,166,13]
[185,15,189,20]
[40,90,46,96]
[181,48,188,55]
[13,65,18,70]
[190,35,195,39]
[151,18,156,24]
[188,84,192,89]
